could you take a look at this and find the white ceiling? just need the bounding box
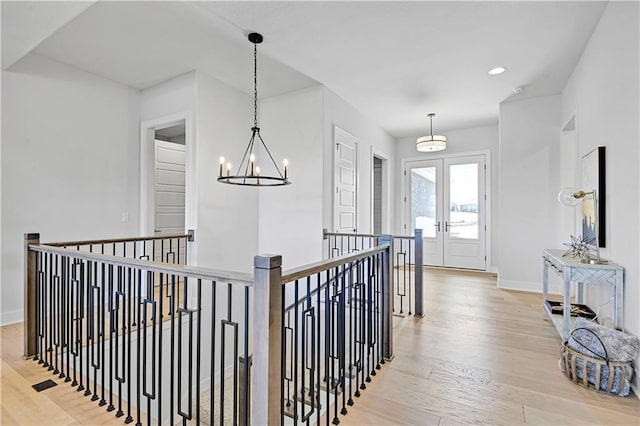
[2,1,607,138]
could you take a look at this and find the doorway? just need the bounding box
[153,124,186,236]
[371,152,390,234]
[373,157,383,234]
[405,154,487,270]
[140,112,194,249]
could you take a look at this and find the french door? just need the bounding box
[405,155,486,270]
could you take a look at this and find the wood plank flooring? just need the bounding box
[342,268,640,425]
[1,268,638,425]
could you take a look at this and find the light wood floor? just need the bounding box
[1,269,639,425]
[342,268,640,425]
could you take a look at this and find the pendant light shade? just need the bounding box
[417,113,447,152]
[218,32,290,187]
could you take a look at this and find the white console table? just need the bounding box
[542,249,624,340]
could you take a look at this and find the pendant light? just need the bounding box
[417,113,447,152]
[218,32,290,187]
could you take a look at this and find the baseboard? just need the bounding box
[497,279,541,293]
[0,309,22,326]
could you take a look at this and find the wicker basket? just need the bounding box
[561,328,634,396]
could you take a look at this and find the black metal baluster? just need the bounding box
[242,286,250,426]
[314,273,321,426]
[125,267,134,424]
[210,281,216,426]
[177,276,195,425]
[196,278,202,426]
[170,273,176,426]
[324,270,330,426]
[158,272,164,426]
[293,280,299,425]
[61,255,68,380]
[108,264,115,412]
[115,266,125,418]
[142,270,157,426]
[135,267,143,426]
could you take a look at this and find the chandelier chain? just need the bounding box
[253,43,258,128]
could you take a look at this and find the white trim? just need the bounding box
[497,279,542,293]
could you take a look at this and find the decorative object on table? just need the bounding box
[416,113,447,152]
[544,300,596,319]
[217,32,291,187]
[557,187,606,264]
[561,234,596,260]
[559,318,638,397]
[582,147,606,247]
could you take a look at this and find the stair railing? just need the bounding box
[323,229,424,317]
[24,232,392,425]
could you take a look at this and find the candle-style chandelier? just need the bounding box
[218,32,290,187]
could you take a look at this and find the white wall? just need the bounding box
[322,88,396,237]
[395,125,499,270]
[139,71,258,273]
[560,1,639,391]
[1,53,141,324]
[140,72,196,123]
[139,72,197,259]
[258,86,324,269]
[195,72,258,273]
[498,95,561,291]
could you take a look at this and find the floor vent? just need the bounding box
[32,379,57,392]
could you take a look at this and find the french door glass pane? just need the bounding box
[411,167,437,238]
[449,163,478,240]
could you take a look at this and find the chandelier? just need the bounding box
[218,32,290,187]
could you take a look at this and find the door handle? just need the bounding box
[444,221,449,232]
[434,221,441,232]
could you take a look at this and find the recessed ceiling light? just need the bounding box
[488,66,506,75]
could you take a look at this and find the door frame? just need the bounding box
[401,149,492,270]
[140,111,195,237]
[370,147,391,234]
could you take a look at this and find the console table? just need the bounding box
[542,249,624,340]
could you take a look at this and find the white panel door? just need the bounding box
[155,140,185,236]
[406,160,444,266]
[334,127,359,233]
[406,155,486,270]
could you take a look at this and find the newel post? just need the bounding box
[252,254,282,425]
[380,234,394,360]
[24,233,40,358]
[414,229,424,317]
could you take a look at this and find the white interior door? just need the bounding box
[406,154,486,270]
[406,160,444,266]
[154,140,185,236]
[334,127,359,233]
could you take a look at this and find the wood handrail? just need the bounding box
[323,230,415,240]
[29,244,253,286]
[281,245,388,284]
[45,233,192,247]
